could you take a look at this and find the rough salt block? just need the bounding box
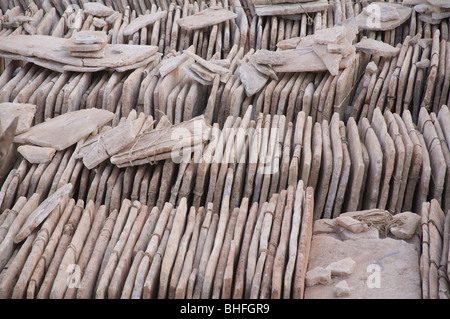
[17,145,56,164]
[326,257,356,276]
[333,280,351,297]
[336,226,379,241]
[305,267,331,287]
[389,212,421,239]
[335,216,369,233]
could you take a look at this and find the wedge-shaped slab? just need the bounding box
[17,145,56,164]
[237,62,269,96]
[0,103,36,134]
[14,109,115,151]
[177,7,237,31]
[124,11,168,37]
[355,38,401,57]
[14,183,72,243]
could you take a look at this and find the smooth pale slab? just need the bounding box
[17,145,56,164]
[14,109,115,151]
[355,38,401,57]
[177,7,237,31]
[14,183,72,243]
[83,2,116,17]
[74,31,108,44]
[0,103,36,134]
[124,11,168,37]
[237,62,269,96]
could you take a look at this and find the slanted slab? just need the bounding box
[177,7,237,31]
[0,103,36,135]
[14,109,115,151]
[124,11,168,37]
[18,145,56,164]
[355,38,401,57]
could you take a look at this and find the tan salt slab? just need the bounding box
[323,114,343,219]
[0,102,36,135]
[238,62,269,96]
[18,145,56,164]
[344,117,365,212]
[343,2,412,31]
[355,38,401,57]
[177,7,237,31]
[418,108,446,206]
[314,119,333,221]
[305,235,421,299]
[371,108,395,210]
[333,121,351,217]
[254,0,331,16]
[124,11,168,36]
[14,109,115,151]
[359,118,383,209]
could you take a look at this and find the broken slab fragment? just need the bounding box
[326,257,356,276]
[333,280,351,297]
[17,145,56,164]
[389,212,421,239]
[0,102,36,135]
[14,109,115,151]
[123,11,168,37]
[237,62,269,96]
[177,7,237,31]
[335,216,369,233]
[355,38,401,57]
[305,267,332,287]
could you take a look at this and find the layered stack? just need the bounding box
[405,0,450,25]
[69,31,108,59]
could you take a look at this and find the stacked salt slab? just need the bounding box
[404,0,450,25]
[68,31,108,59]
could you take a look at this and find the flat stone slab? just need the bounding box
[177,7,237,31]
[305,234,421,299]
[74,31,108,45]
[14,109,116,151]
